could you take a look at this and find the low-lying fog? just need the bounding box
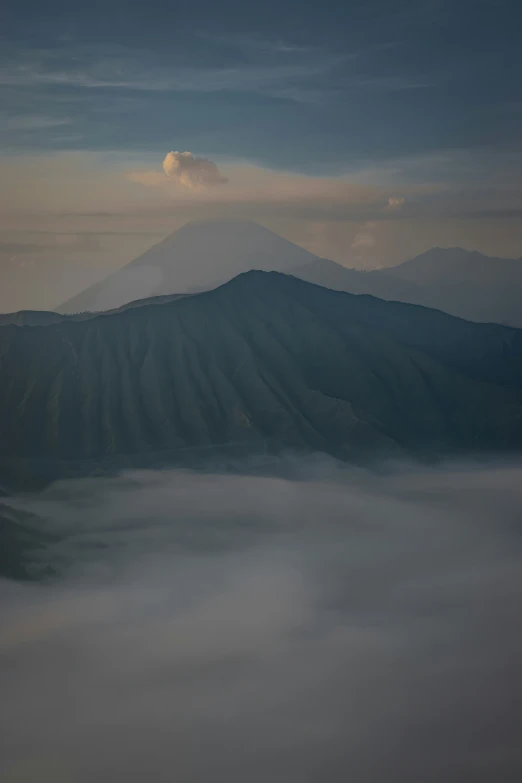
[1,457,522,782]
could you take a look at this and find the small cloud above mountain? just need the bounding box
[351,221,377,251]
[162,151,228,188]
[386,195,405,211]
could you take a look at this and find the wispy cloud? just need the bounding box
[0,39,432,104]
[125,160,402,222]
[194,32,322,56]
[0,234,101,256]
[0,43,344,103]
[0,113,72,131]
[386,195,405,210]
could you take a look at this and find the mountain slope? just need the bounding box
[0,293,190,327]
[2,272,522,489]
[0,310,67,327]
[387,247,522,325]
[56,220,522,326]
[0,503,57,579]
[294,248,522,327]
[293,258,423,302]
[59,220,319,314]
[388,246,522,286]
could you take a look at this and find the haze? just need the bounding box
[1,459,522,782]
[2,0,522,311]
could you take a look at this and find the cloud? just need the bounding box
[0,234,101,256]
[126,161,400,220]
[0,42,344,104]
[350,194,405,263]
[2,459,522,781]
[162,151,228,189]
[351,225,376,249]
[351,221,377,263]
[0,113,72,132]
[5,150,522,302]
[386,195,405,211]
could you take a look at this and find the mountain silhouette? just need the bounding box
[59,220,318,314]
[296,248,522,327]
[2,272,522,489]
[55,221,522,326]
[0,293,191,327]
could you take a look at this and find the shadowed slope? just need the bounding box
[0,293,190,326]
[295,248,522,327]
[2,272,522,488]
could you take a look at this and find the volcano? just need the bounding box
[3,270,522,491]
[59,220,319,313]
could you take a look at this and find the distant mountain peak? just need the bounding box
[408,245,514,262]
[178,218,262,229]
[59,220,320,314]
[290,249,522,327]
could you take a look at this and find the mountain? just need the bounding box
[295,248,522,327]
[59,220,319,314]
[57,220,522,326]
[0,293,191,327]
[2,272,522,490]
[293,258,423,301]
[386,247,522,325]
[388,246,522,286]
[0,310,67,327]
[0,502,57,580]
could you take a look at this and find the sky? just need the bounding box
[1,0,522,310]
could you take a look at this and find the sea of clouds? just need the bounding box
[1,457,522,782]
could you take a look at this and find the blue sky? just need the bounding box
[1,0,522,310]
[2,0,521,168]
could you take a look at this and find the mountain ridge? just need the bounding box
[295,247,522,327]
[4,237,522,328]
[2,271,522,490]
[53,220,522,327]
[58,220,318,314]
[0,292,192,326]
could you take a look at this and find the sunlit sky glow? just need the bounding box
[1,0,522,310]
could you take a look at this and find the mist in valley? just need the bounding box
[1,457,522,782]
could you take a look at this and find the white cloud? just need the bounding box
[0,44,340,104]
[351,221,376,250]
[351,232,375,249]
[127,162,392,218]
[386,195,405,211]
[0,113,72,131]
[2,462,522,781]
[162,151,228,189]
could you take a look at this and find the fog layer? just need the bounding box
[1,460,522,782]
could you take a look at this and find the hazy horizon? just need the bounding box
[2,218,522,314]
[2,0,522,311]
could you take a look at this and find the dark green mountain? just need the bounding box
[1,271,522,489]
